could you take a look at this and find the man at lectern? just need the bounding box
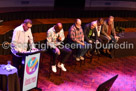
[11,19,37,77]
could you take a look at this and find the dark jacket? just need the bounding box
[84,23,98,43]
[102,20,116,37]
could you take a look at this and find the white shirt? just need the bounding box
[11,24,35,55]
[92,20,102,37]
[96,25,101,37]
[47,26,65,49]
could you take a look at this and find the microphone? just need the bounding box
[28,36,32,53]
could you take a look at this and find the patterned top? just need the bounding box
[47,26,65,48]
[69,24,84,42]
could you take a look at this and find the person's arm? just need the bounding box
[69,28,77,42]
[102,24,111,40]
[47,30,57,49]
[102,25,108,37]
[81,28,84,42]
[112,22,116,37]
[84,25,90,43]
[11,29,22,52]
[58,29,65,42]
[28,29,35,49]
[47,29,60,55]
[112,23,120,41]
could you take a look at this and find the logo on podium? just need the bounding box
[26,57,39,75]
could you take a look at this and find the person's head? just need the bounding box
[54,23,63,33]
[90,22,97,29]
[108,16,114,25]
[75,19,82,29]
[97,18,104,26]
[23,19,32,31]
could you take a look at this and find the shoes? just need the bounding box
[80,56,84,60]
[52,65,57,73]
[103,49,106,54]
[58,63,67,72]
[97,50,101,55]
[94,50,97,55]
[76,57,80,61]
[107,49,111,55]
[85,50,92,57]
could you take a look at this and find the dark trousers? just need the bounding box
[49,46,72,65]
[100,35,116,49]
[12,54,24,79]
[12,54,24,90]
[99,35,109,44]
[74,42,89,57]
[108,35,116,50]
[109,35,116,43]
[89,36,103,51]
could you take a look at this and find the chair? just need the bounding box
[40,39,61,78]
[64,37,86,68]
[85,42,101,63]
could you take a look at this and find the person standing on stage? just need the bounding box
[47,23,72,73]
[11,19,37,77]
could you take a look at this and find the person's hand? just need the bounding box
[77,40,85,46]
[58,37,62,41]
[57,35,62,42]
[89,40,93,43]
[32,48,39,51]
[81,42,85,46]
[55,47,60,55]
[114,36,120,41]
[20,50,27,53]
[96,40,100,44]
[107,36,111,40]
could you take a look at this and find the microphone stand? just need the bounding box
[28,36,32,53]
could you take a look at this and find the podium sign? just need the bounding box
[22,53,40,91]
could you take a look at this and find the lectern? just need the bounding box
[17,50,42,91]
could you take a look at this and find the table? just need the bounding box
[0,20,3,25]
[111,32,136,58]
[0,65,20,91]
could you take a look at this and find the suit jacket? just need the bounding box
[84,23,98,43]
[102,20,116,37]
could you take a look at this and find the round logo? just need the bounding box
[26,57,39,75]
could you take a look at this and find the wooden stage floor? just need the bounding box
[0,54,136,91]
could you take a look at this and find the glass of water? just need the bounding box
[7,61,11,66]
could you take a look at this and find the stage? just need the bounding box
[0,0,136,90]
[0,54,136,91]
